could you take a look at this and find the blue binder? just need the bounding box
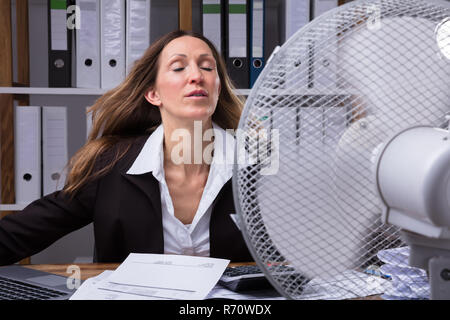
[249,0,265,88]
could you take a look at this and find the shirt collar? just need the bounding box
[126,122,235,181]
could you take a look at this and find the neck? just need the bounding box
[162,119,215,177]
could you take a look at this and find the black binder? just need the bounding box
[48,0,72,87]
[225,0,250,89]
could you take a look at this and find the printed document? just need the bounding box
[97,253,230,300]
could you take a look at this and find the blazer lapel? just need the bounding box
[121,172,162,219]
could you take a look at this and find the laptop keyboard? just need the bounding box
[0,276,67,300]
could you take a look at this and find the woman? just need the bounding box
[0,30,252,265]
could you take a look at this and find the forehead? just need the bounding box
[160,36,214,60]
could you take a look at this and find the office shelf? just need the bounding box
[0,204,28,211]
[0,87,251,96]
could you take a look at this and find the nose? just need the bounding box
[188,65,204,84]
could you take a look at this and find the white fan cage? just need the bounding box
[233,0,450,299]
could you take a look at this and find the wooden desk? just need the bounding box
[25,262,253,281]
[26,263,119,281]
[25,263,382,300]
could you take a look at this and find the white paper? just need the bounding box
[98,253,230,300]
[377,246,410,267]
[206,285,285,300]
[377,246,430,300]
[70,271,150,300]
[299,270,390,300]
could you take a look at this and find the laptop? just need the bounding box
[0,265,78,300]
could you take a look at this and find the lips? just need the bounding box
[186,89,208,97]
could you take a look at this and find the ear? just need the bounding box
[144,87,162,107]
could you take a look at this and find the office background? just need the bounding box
[1,0,351,264]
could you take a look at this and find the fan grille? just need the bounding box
[234,0,450,299]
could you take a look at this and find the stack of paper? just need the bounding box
[70,253,229,300]
[377,246,430,300]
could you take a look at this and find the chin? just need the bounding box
[183,107,215,122]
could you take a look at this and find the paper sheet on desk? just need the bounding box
[98,253,230,300]
[69,271,153,300]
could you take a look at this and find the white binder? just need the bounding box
[126,0,151,75]
[76,0,101,88]
[42,107,69,196]
[311,0,339,91]
[280,0,311,90]
[202,0,223,53]
[100,0,126,89]
[284,0,310,42]
[313,0,338,19]
[312,37,338,91]
[14,106,42,204]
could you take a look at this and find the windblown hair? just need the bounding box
[64,30,244,196]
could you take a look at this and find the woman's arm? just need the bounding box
[0,178,98,266]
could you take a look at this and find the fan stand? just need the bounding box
[401,231,450,299]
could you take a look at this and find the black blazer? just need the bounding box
[0,134,252,265]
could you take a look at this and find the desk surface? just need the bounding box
[25,262,252,281]
[26,263,120,281]
[25,263,382,300]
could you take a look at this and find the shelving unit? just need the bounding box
[0,87,251,96]
[0,0,352,264]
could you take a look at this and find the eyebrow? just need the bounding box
[169,53,213,59]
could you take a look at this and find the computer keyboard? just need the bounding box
[219,265,310,292]
[0,276,67,300]
[219,265,272,292]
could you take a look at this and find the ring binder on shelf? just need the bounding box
[311,0,338,91]
[48,0,72,87]
[14,107,42,204]
[312,0,338,19]
[100,0,126,89]
[42,107,69,196]
[202,0,224,54]
[249,0,265,88]
[283,0,310,42]
[225,0,250,89]
[75,0,101,88]
[126,0,151,75]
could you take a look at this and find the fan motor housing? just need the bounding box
[377,126,450,239]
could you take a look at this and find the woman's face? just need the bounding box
[145,36,221,125]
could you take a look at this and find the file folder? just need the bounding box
[100,0,126,89]
[283,0,310,42]
[14,107,42,204]
[311,0,338,91]
[202,0,224,54]
[312,36,338,91]
[75,0,101,88]
[225,0,249,89]
[249,0,264,88]
[126,0,151,75]
[42,107,69,196]
[48,0,72,87]
[313,0,338,19]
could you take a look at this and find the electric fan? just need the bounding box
[233,0,450,299]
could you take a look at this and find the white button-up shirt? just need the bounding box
[126,122,235,257]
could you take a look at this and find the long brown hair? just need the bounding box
[64,30,244,196]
